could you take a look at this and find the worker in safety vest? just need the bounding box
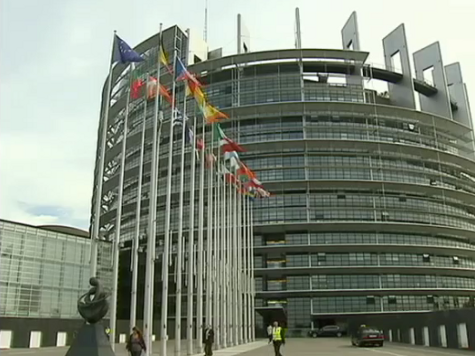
[271,321,285,356]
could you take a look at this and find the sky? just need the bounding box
[0,0,474,229]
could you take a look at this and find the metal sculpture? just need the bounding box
[65,277,115,356]
[78,277,110,324]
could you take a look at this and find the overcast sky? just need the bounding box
[1,0,474,229]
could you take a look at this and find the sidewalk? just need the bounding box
[0,340,268,356]
[201,341,268,356]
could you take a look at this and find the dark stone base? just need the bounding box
[65,323,116,356]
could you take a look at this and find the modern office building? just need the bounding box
[0,219,112,348]
[92,12,475,337]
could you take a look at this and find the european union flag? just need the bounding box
[113,35,144,64]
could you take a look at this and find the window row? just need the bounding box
[252,207,475,231]
[255,193,474,220]
[310,295,471,314]
[265,252,475,269]
[258,232,475,250]
[262,275,475,292]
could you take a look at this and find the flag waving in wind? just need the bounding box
[202,103,229,124]
[131,78,145,99]
[147,77,174,105]
[214,124,245,153]
[176,57,202,87]
[159,33,173,74]
[113,35,144,64]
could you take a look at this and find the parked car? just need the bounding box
[351,326,384,347]
[308,325,345,337]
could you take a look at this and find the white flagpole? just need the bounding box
[196,121,206,353]
[129,76,148,330]
[161,25,179,356]
[242,193,248,344]
[214,142,221,349]
[186,116,197,355]
[109,63,132,350]
[246,197,254,342]
[144,24,164,356]
[233,169,238,345]
[228,177,233,346]
[250,201,255,341]
[221,164,227,348]
[237,185,243,345]
[130,75,148,332]
[205,128,214,326]
[175,79,189,356]
[90,30,116,277]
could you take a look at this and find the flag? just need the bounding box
[175,57,190,81]
[186,79,205,105]
[175,57,202,88]
[159,33,173,75]
[237,163,256,180]
[172,109,188,126]
[193,86,208,107]
[247,178,264,189]
[172,110,194,144]
[158,84,173,105]
[131,78,145,99]
[196,137,205,151]
[224,151,240,170]
[201,103,229,124]
[221,166,239,185]
[206,153,216,168]
[113,35,144,64]
[184,122,193,144]
[214,124,226,142]
[221,137,245,153]
[159,33,170,67]
[223,150,239,161]
[245,187,257,199]
[256,187,271,198]
[146,77,173,104]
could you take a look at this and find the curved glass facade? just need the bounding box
[0,220,112,318]
[93,26,475,330]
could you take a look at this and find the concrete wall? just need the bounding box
[0,317,184,348]
[348,308,475,350]
[0,317,85,348]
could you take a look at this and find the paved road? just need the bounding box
[2,338,474,356]
[244,338,474,356]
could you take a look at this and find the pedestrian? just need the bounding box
[105,327,111,340]
[203,324,214,356]
[267,324,273,343]
[126,326,146,356]
[271,321,285,356]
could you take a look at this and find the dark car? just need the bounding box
[308,325,345,337]
[351,326,384,347]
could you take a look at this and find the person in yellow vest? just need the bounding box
[271,321,285,356]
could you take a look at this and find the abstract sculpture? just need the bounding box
[65,277,116,356]
[78,277,110,323]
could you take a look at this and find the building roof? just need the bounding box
[38,225,89,238]
[0,218,89,238]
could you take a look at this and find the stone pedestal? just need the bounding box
[66,323,115,356]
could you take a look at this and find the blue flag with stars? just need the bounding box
[113,35,144,64]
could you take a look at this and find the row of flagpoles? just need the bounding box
[90,25,270,356]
